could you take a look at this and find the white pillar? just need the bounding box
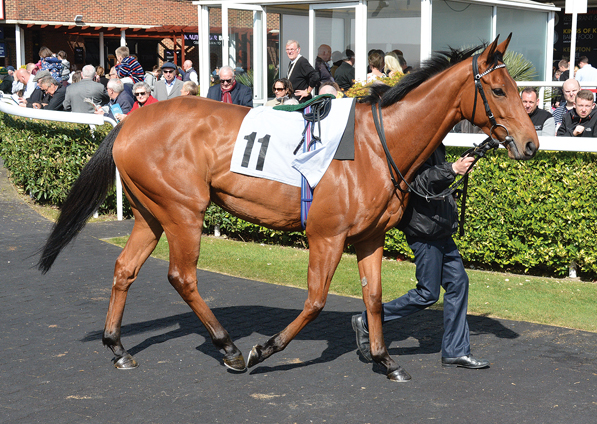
[222,5,229,67]
[420,0,432,62]
[354,0,368,83]
[120,30,126,47]
[99,32,105,68]
[569,12,578,74]
[15,24,25,68]
[199,5,210,97]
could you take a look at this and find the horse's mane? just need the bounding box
[361,44,490,107]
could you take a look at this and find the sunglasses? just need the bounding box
[163,70,175,74]
[134,92,148,96]
[273,87,285,92]
[220,78,233,84]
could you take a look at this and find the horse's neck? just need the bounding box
[385,62,471,177]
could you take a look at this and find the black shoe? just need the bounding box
[351,314,372,361]
[441,355,490,369]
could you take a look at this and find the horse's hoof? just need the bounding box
[224,353,247,372]
[387,366,411,382]
[114,353,138,370]
[246,345,261,368]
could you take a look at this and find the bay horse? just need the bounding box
[39,35,538,381]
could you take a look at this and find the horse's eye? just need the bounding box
[492,88,505,97]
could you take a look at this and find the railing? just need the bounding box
[0,95,124,220]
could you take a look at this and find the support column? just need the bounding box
[99,32,105,68]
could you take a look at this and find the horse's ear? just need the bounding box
[478,35,500,65]
[496,33,512,56]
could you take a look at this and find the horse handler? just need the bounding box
[352,143,490,371]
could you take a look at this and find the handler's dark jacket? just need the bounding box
[397,144,458,240]
[556,107,597,137]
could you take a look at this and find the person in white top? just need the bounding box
[575,56,597,84]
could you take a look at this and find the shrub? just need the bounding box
[0,114,127,216]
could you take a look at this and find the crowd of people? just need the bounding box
[2,46,200,120]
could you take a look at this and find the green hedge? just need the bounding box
[204,148,597,279]
[2,113,596,278]
[0,114,126,215]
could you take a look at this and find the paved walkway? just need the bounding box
[1,159,596,423]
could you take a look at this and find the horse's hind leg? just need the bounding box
[103,208,163,369]
[165,221,246,372]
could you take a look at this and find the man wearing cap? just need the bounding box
[153,62,183,101]
[19,70,52,107]
[334,49,356,91]
[206,66,252,107]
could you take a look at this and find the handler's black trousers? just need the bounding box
[361,235,471,358]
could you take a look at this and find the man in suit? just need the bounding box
[153,62,184,101]
[206,66,252,107]
[285,39,319,102]
[31,76,66,111]
[63,65,109,113]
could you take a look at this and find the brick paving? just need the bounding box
[1,159,596,423]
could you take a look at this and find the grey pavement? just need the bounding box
[1,159,596,424]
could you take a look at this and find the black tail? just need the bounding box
[38,124,123,274]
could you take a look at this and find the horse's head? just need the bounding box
[462,34,539,160]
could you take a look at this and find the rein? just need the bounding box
[372,53,514,233]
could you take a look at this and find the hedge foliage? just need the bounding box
[0,114,124,215]
[2,114,597,279]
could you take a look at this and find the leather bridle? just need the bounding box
[470,53,513,147]
[372,52,513,199]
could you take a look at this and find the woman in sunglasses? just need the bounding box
[114,82,158,121]
[265,78,299,107]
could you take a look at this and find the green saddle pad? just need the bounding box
[273,94,336,112]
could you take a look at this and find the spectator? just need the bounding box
[63,65,110,113]
[574,56,597,84]
[114,46,144,83]
[95,66,109,88]
[334,49,356,91]
[520,88,555,136]
[182,60,198,84]
[319,82,339,97]
[144,65,162,92]
[114,81,158,121]
[56,51,70,86]
[21,70,52,108]
[367,51,386,83]
[207,66,252,107]
[286,40,319,102]
[0,67,13,94]
[330,50,344,77]
[352,144,489,372]
[265,78,299,106]
[315,44,334,85]
[553,79,581,127]
[70,71,82,84]
[32,76,66,111]
[38,46,63,83]
[557,89,597,137]
[384,53,404,78]
[15,67,37,101]
[96,78,134,122]
[558,59,570,82]
[153,62,183,101]
[108,67,118,80]
[180,81,198,96]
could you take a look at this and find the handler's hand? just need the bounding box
[452,156,475,175]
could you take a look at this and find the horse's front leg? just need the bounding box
[354,235,411,382]
[246,234,346,367]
